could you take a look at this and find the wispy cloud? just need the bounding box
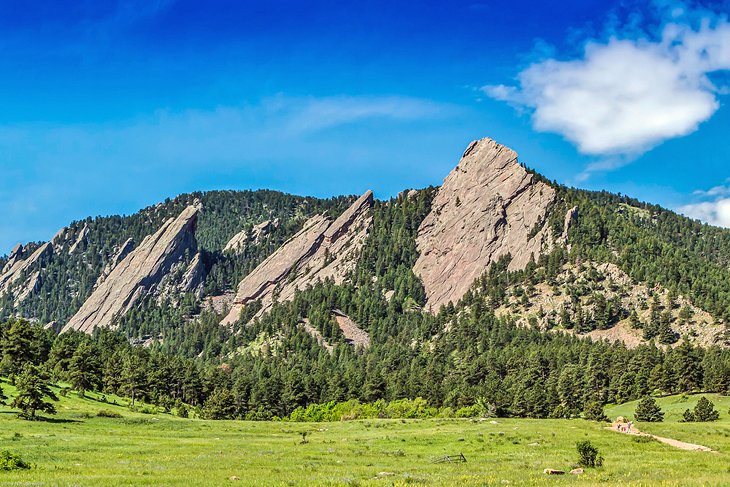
[484,2,730,177]
[0,94,459,253]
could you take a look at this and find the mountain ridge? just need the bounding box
[2,136,730,351]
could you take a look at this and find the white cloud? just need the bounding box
[679,198,730,227]
[484,5,730,165]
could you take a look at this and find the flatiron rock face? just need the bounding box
[224,219,280,253]
[63,205,201,333]
[221,191,373,325]
[413,137,556,311]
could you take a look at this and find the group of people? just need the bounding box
[613,417,634,433]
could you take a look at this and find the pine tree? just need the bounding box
[0,319,37,375]
[201,387,237,419]
[583,401,609,422]
[120,353,147,407]
[68,342,102,397]
[11,364,58,420]
[692,397,720,422]
[634,396,664,422]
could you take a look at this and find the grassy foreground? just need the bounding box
[1,385,729,486]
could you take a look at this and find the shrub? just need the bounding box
[176,403,189,419]
[96,409,122,418]
[0,450,31,471]
[634,396,664,422]
[576,440,603,468]
[682,409,695,422]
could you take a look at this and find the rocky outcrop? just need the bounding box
[2,244,23,274]
[224,219,279,253]
[332,309,370,348]
[413,138,556,311]
[561,206,578,242]
[179,252,206,294]
[0,242,52,299]
[68,224,89,254]
[221,191,373,325]
[63,205,201,333]
[300,318,334,353]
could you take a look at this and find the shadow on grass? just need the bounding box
[0,410,82,423]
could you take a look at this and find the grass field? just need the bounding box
[1,380,729,486]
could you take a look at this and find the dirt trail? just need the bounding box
[611,425,715,452]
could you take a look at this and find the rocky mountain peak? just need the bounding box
[413,137,556,311]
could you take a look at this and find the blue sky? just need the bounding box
[1,0,730,254]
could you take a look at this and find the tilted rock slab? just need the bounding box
[224,218,279,253]
[413,137,556,311]
[0,243,51,297]
[332,309,370,348]
[221,191,373,325]
[63,205,200,333]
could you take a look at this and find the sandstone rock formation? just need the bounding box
[68,224,89,254]
[96,238,137,288]
[2,244,24,274]
[221,191,373,325]
[413,137,556,311]
[63,205,201,333]
[179,252,206,294]
[332,309,370,348]
[0,242,52,299]
[561,206,578,243]
[300,318,334,353]
[224,219,279,253]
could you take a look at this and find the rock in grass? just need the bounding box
[570,468,584,475]
[544,468,565,475]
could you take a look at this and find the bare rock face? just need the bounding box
[224,218,280,253]
[68,224,89,254]
[2,244,24,274]
[179,252,206,294]
[561,206,578,243]
[413,138,556,311]
[0,242,52,298]
[221,191,373,325]
[332,309,370,348]
[96,238,137,288]
[63,205,200,333]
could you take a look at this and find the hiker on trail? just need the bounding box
[628,421,633,433]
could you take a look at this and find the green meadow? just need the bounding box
[1,382,729,486]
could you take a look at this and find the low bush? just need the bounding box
[576,440,603,468]
[0,451,32,471]
[97,409,123,418]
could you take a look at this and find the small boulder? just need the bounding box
[543,469,565,475]
[570,468,584,475]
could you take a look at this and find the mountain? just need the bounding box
[2,136,730,353]
[3,135,730,423]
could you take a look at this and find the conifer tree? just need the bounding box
[68,342,102,397]
[11,364,58,420]
[634,396,664,422]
